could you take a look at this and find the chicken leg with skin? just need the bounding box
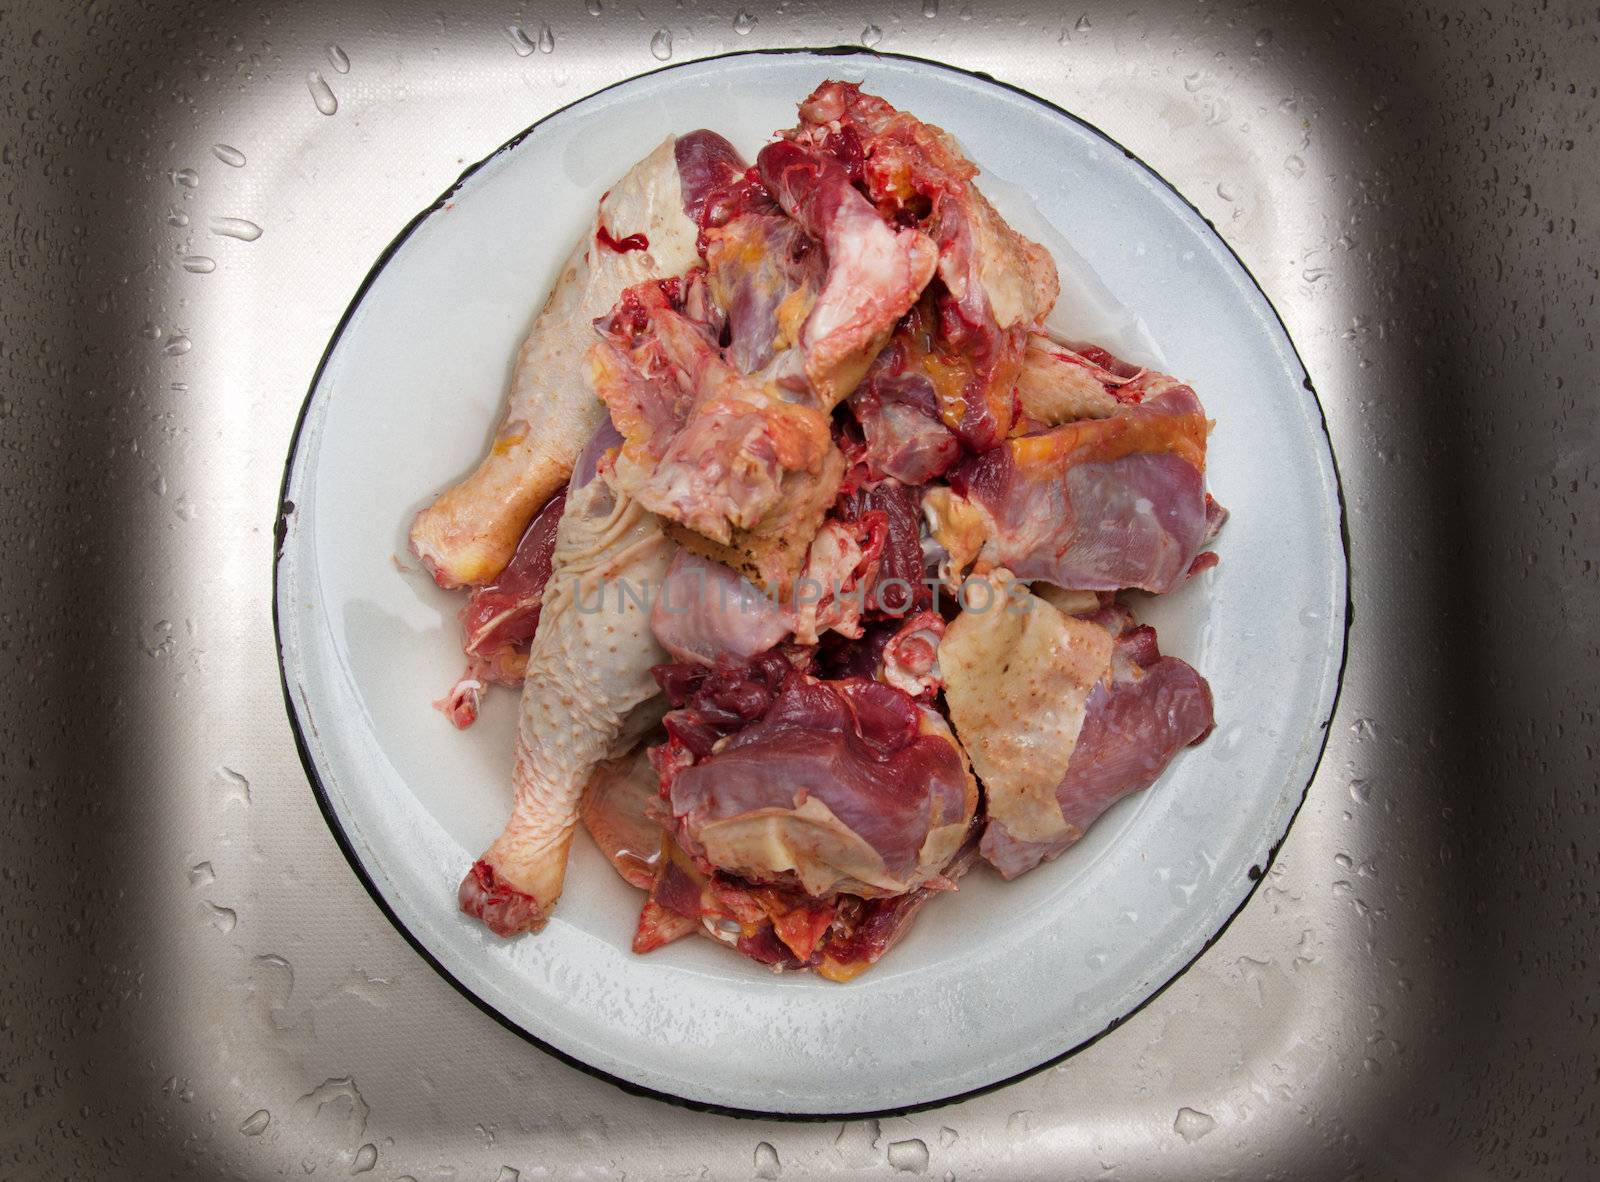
[409,135,703,589]
[458,424,674,937]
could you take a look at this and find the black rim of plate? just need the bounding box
[272,45,1353,1122]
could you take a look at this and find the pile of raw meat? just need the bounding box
[411,82,1222,980]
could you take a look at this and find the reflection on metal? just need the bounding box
[1,0,1594,1175]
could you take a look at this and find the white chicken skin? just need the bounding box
[410,137,701,589]
[458,426,674,936]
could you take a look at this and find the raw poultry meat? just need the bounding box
[578,740,667,893]
[410,134,715,589]
[925,382,1218,595]
[654,654,977,899]
[434,488,567,729]
[420,81,1225,977]
[847,296,965,485]
[939,577,1214,877]
[649,550,792,665]
[789,81,1059,451]
[589,272,838,547]
[457,423,674,936]
[754,139,939,405]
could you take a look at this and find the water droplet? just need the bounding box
[173,493,198,521]
[754,1141,781,1179]
[650,29,672,60]
[1075,13,1092,31]
[1284,155,1306,178]
[351,1143,377,1173]
[1006,1110,1033,1135]
[1085,948,1108,969]
[166,206,190,227]
[210,216,263,242]
[861,24,882,47]
[239,1108,271,1135]
[163,1075,196,1102]
[1254,28,1273,46]
[327,44,351,73]
[1348,778,1371,804]
[307,71,338,116]
[833,1120,882,1168]
[211,143,246,167]
[206,903,237,933]
[1362,1056,1382,1075]
[922,0,939,16]
[171,168,200,189]
[189,861,215,887]
[507,25,536,56]
[1211,720,1245,761]
[734,8,757,33]
[1216,181,1236,202]
[142,320,163,339]
[142,619,175,658]
[218,766,252,806]
[586,0,602,13]
[938,1127,958,1148]
[1302,266,1330,283]
[1183,72,1204,92]
[887,1139,929,1173]
[293,1077,370,1144]
[181,255,216,274]
[1173,1107,1216,1142]
[163,334,192,356]
[495,1169,519,1182]
[537,22,555,52]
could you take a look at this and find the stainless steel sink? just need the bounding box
[3,0,1595,1176]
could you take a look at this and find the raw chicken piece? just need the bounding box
[789,519,879,646]
[630,826,980,978]
[754,139,939,405]
[832,475,932,616]
[590,275,838,547]
[578,740,666,892]
[650,492,899,663]
[938,576,1214,878]
[672,129,762,234]
[661,444,846,593]
[657,659,977,899]
[790,82,1059,450]
[926,384,1215,595]
[812,825,979,981]
[878,610,945,697]
[649,550,791,665]
[457,425,674,937]
[593,139,912,576]
[1015,335,1188,428]
[410,136,703,589]
[705,212,825,377]
[435,488,568,729]
[847,298,963,485]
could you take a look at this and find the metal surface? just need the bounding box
[1,0,1594,1177]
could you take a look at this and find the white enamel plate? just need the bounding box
[276,51,1346,1115]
